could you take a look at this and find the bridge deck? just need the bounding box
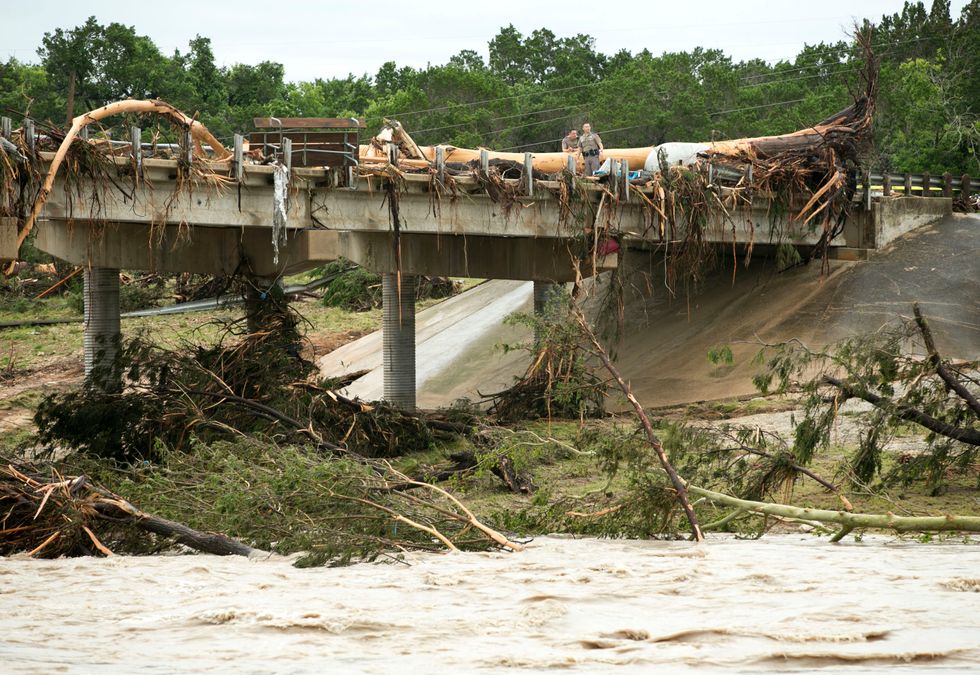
[5,152,951,280]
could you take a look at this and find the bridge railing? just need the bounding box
[860,170,973,198]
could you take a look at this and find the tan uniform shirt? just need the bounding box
[579,132,603,154]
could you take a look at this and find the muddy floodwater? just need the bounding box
[2,536,978,673]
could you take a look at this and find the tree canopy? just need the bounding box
[0,2,976,174]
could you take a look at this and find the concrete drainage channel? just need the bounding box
[320,279,535,407]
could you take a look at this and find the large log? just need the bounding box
[0,467,257,558]
[359,119,652,172]
[91,491,257,557]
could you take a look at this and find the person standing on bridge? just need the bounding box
[561,129,579,153]
[578,123,604,176]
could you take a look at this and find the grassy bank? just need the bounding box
[2,285,977,564]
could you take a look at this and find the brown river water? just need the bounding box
[2,536,979,673]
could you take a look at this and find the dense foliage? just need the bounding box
[1,2,976,174]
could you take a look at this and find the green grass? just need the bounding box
[0,295,385,373]
[416,416,979,538]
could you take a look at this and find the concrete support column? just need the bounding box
[533,280,560,346]
[382,273,416,410]
[83,267,121,393]
[533,280,558,318]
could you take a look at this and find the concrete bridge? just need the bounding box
[1,149,954,408]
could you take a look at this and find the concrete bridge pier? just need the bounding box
[533,280,560,318]
[533,280,565,345]
[83,267,122,393]
[382,273,417,410]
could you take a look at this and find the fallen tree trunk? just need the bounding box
[1,466,257,557]
[913,303,980,417]
[91,492,255,556]
[687,483,980,542]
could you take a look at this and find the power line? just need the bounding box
[411,104,583,136]
[387,82,600,119]
[738,35,932,82]
[740,67,859,90]
[384,34,932,122]
[499,91,837,151]
[408,62,856,145]
[499,123,647,151]
[708,93,833,116]
[437,62,858,145]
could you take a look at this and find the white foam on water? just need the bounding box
[2,535,978,673]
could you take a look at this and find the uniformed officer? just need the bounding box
[578,123,604,176]
[561,129,579,153]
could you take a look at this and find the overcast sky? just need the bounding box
[1,0,969,82]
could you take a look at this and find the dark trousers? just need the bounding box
[584,154,601,176]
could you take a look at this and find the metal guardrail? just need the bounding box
[862,170,973,199]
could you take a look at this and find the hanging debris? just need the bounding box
[3,99,232,275]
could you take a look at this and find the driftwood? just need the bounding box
[435,450,537,494]
[1,464,256,557]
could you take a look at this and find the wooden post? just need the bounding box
[622,159,630,202]
[183,130,193,164]
[24,118,34,153]
[282,137,292,174]
[0,117,10,139]
[961,174,972,199]
[233,134,244,182]
[130,126,142,173]
[921,172,930,197]
[904,173,912,195]
[388,142,399,166]
[435,145,445,184]
[882,173,892,197]
[863,169,871,209]
[942,173,953,198]
[479,148,489,174]
[524,152,533,196]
